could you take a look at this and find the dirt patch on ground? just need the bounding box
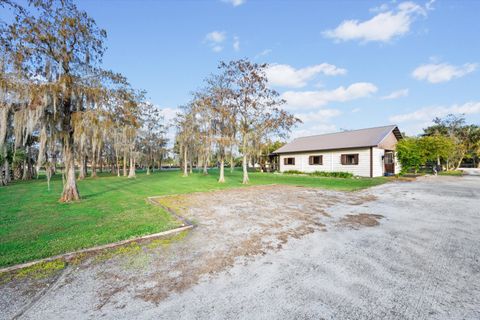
[337,213,384,229]
[133,185,372,304]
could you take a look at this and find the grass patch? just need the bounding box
[438,170,463,176]
[0,168,386,267]
[0,259,66,284]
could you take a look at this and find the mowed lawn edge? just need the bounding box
[0,169,387,267]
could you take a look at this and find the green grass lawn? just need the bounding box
[0,168,387,267]
[438,170,464,176]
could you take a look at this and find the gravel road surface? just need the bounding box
[1,176,479,319]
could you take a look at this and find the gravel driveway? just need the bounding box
[1,176,479,319]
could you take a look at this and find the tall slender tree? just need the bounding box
[219,59,299,184]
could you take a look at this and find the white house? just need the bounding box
[273,125,402,177]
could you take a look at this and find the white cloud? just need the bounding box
[222,0,245,7]
[369,3,389,13]
[204,31,226,52]
[323,1,431,43]
[282,82,378,109]
[233,36,240,51]
[351,107,361,113]
[255,49,272,59]
[291,124,338,139]
[412,62,478,83]
[212,45,223,52]
[380,88,409,100]
[295,109,341,123]
[205,31,226,43]
[390,101,480,123]
[266,63,347,88]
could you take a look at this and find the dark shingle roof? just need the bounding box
[274,125,402,154]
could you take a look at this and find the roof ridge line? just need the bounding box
[293,124,397,140]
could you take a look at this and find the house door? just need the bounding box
[384,151,395,174]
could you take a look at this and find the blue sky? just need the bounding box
[14,0,480,138]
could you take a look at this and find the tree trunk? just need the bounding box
[115,147,120,177]
[60,139,80,202]
[1,158,10,186]
[218,157,225,183]
[242,135,249,184]
[98,147,103,173]
[123,149,127,176]
[455,156,464,170]
[91,144,97,178]
[59,87,80,202]
[242,153,249,184]
[128,154,136,178]
[230,145,235,173]
[78,154,86,180]
[203,153,209,175]
[183,147,188,177]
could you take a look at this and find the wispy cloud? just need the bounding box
[380,88,409,100]
[295,109,342,123]
[221,0,245,7]
[255,49,272,59]
[233,36,240,51]
[281,82,378,109]
[323,1,433,43]
[204,31,226,52]
[291,124,338,139]
[265,63,347,88]
[412,62,478,83]
[390,101,480,123]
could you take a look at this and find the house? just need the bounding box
[273,125,402,177]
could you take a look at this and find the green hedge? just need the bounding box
[283,170,354,178]
[283,170,304,175]
[309,171,354,178]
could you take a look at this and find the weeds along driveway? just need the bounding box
[1,177,480,319]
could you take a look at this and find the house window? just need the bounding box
[341,154,359,165]
[284,157,295,165]
[309,155,323,165]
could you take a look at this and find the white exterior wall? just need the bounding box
[372,147,385,177]
[395,152,402,173]
[279,147,385,177]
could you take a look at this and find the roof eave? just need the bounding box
[275,145,379,154]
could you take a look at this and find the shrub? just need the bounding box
[309,171,353,178]
[283,170,304,175]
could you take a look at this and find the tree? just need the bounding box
[175,105,196,177]
[396,137,426,174]
[420,135,455,169]
[138,102,167,175]
[219,59,300,184]
[205,74,236,183]
[423,115,480,169]
[4,0,109,201]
